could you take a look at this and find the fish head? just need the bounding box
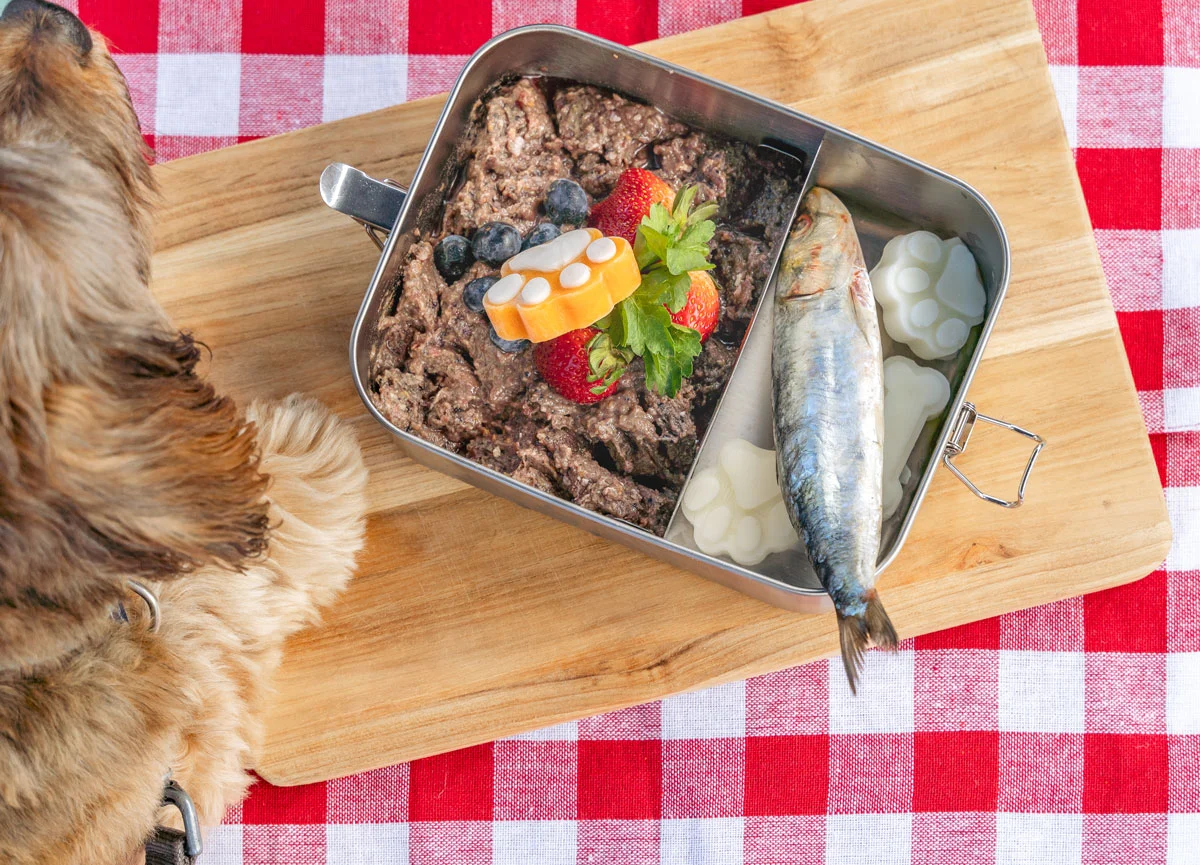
[777,188,865,302]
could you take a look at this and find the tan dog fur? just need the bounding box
[0,6,368,862]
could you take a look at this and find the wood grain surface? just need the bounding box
[148,0,1171,785]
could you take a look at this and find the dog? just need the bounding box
[0,2,369,862]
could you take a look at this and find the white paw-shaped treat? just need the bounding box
[870,231,987,360]
[681,438,799,566]
[883,356,951,517]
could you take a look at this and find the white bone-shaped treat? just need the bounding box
[681,438,799,566]
[882,356,951,517]
[870,231,987,360]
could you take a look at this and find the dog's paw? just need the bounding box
[244,395,368,612]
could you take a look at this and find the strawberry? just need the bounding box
[588,168,675,245]
[534,327,630,404]
[669,271,720,341]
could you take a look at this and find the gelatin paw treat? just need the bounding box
[681,438,799,566]
[483,227,640,343]
[870,230,986,360]
[882,356,951,517]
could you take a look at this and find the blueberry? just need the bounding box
[522,222,562,250]
[471,222,522,266]
[434,234,473,282]
[463,276,496,313]
[490,326,530,354]
[544,179,589,225]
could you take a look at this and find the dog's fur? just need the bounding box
[0,6,368,863]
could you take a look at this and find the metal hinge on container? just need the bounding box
[943,403,1045,508]
[320,163,408,251]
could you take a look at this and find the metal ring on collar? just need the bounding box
[161,779,203,859]
[126,580,161,633]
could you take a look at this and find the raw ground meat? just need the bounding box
[555,85,688,196]
[442,79,573,236]
[537,429,676,531]
[369,77,799,535]
[738,172,798,245]
[711,229,771,321]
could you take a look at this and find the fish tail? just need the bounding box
[837,591,899,694]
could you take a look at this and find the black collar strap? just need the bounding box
[144,827,196,865]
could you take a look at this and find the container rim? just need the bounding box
[344,23,1012,600]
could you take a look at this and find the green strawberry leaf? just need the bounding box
[642,351,669,396]
[665,272,692,313]
[644,202,673,234]
[636,268,672,305]
[595,182,716,397]
[671,186,697,223]
[618,297,647,355]
[643,318,674,359]
[586,330,632,393]
[665,246,711,276]
[689,201,719,226]
[670,322,703,370]
[680,219,715,248]
[637,225,670,266]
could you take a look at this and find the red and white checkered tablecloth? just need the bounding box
[57,0,1200,861]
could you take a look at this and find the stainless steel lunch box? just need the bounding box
[321,25,1043,612]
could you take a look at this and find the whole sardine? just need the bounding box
[772,187,896,692]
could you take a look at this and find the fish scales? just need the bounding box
[771,187,896,692]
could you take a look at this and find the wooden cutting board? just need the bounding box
[149,0,1171,785]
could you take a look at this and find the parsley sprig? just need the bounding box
[589,186,718,397]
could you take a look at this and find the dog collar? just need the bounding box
[109,581,203,863]
[148,779,203,864]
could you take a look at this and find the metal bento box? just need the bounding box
[319,25,1043,612]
